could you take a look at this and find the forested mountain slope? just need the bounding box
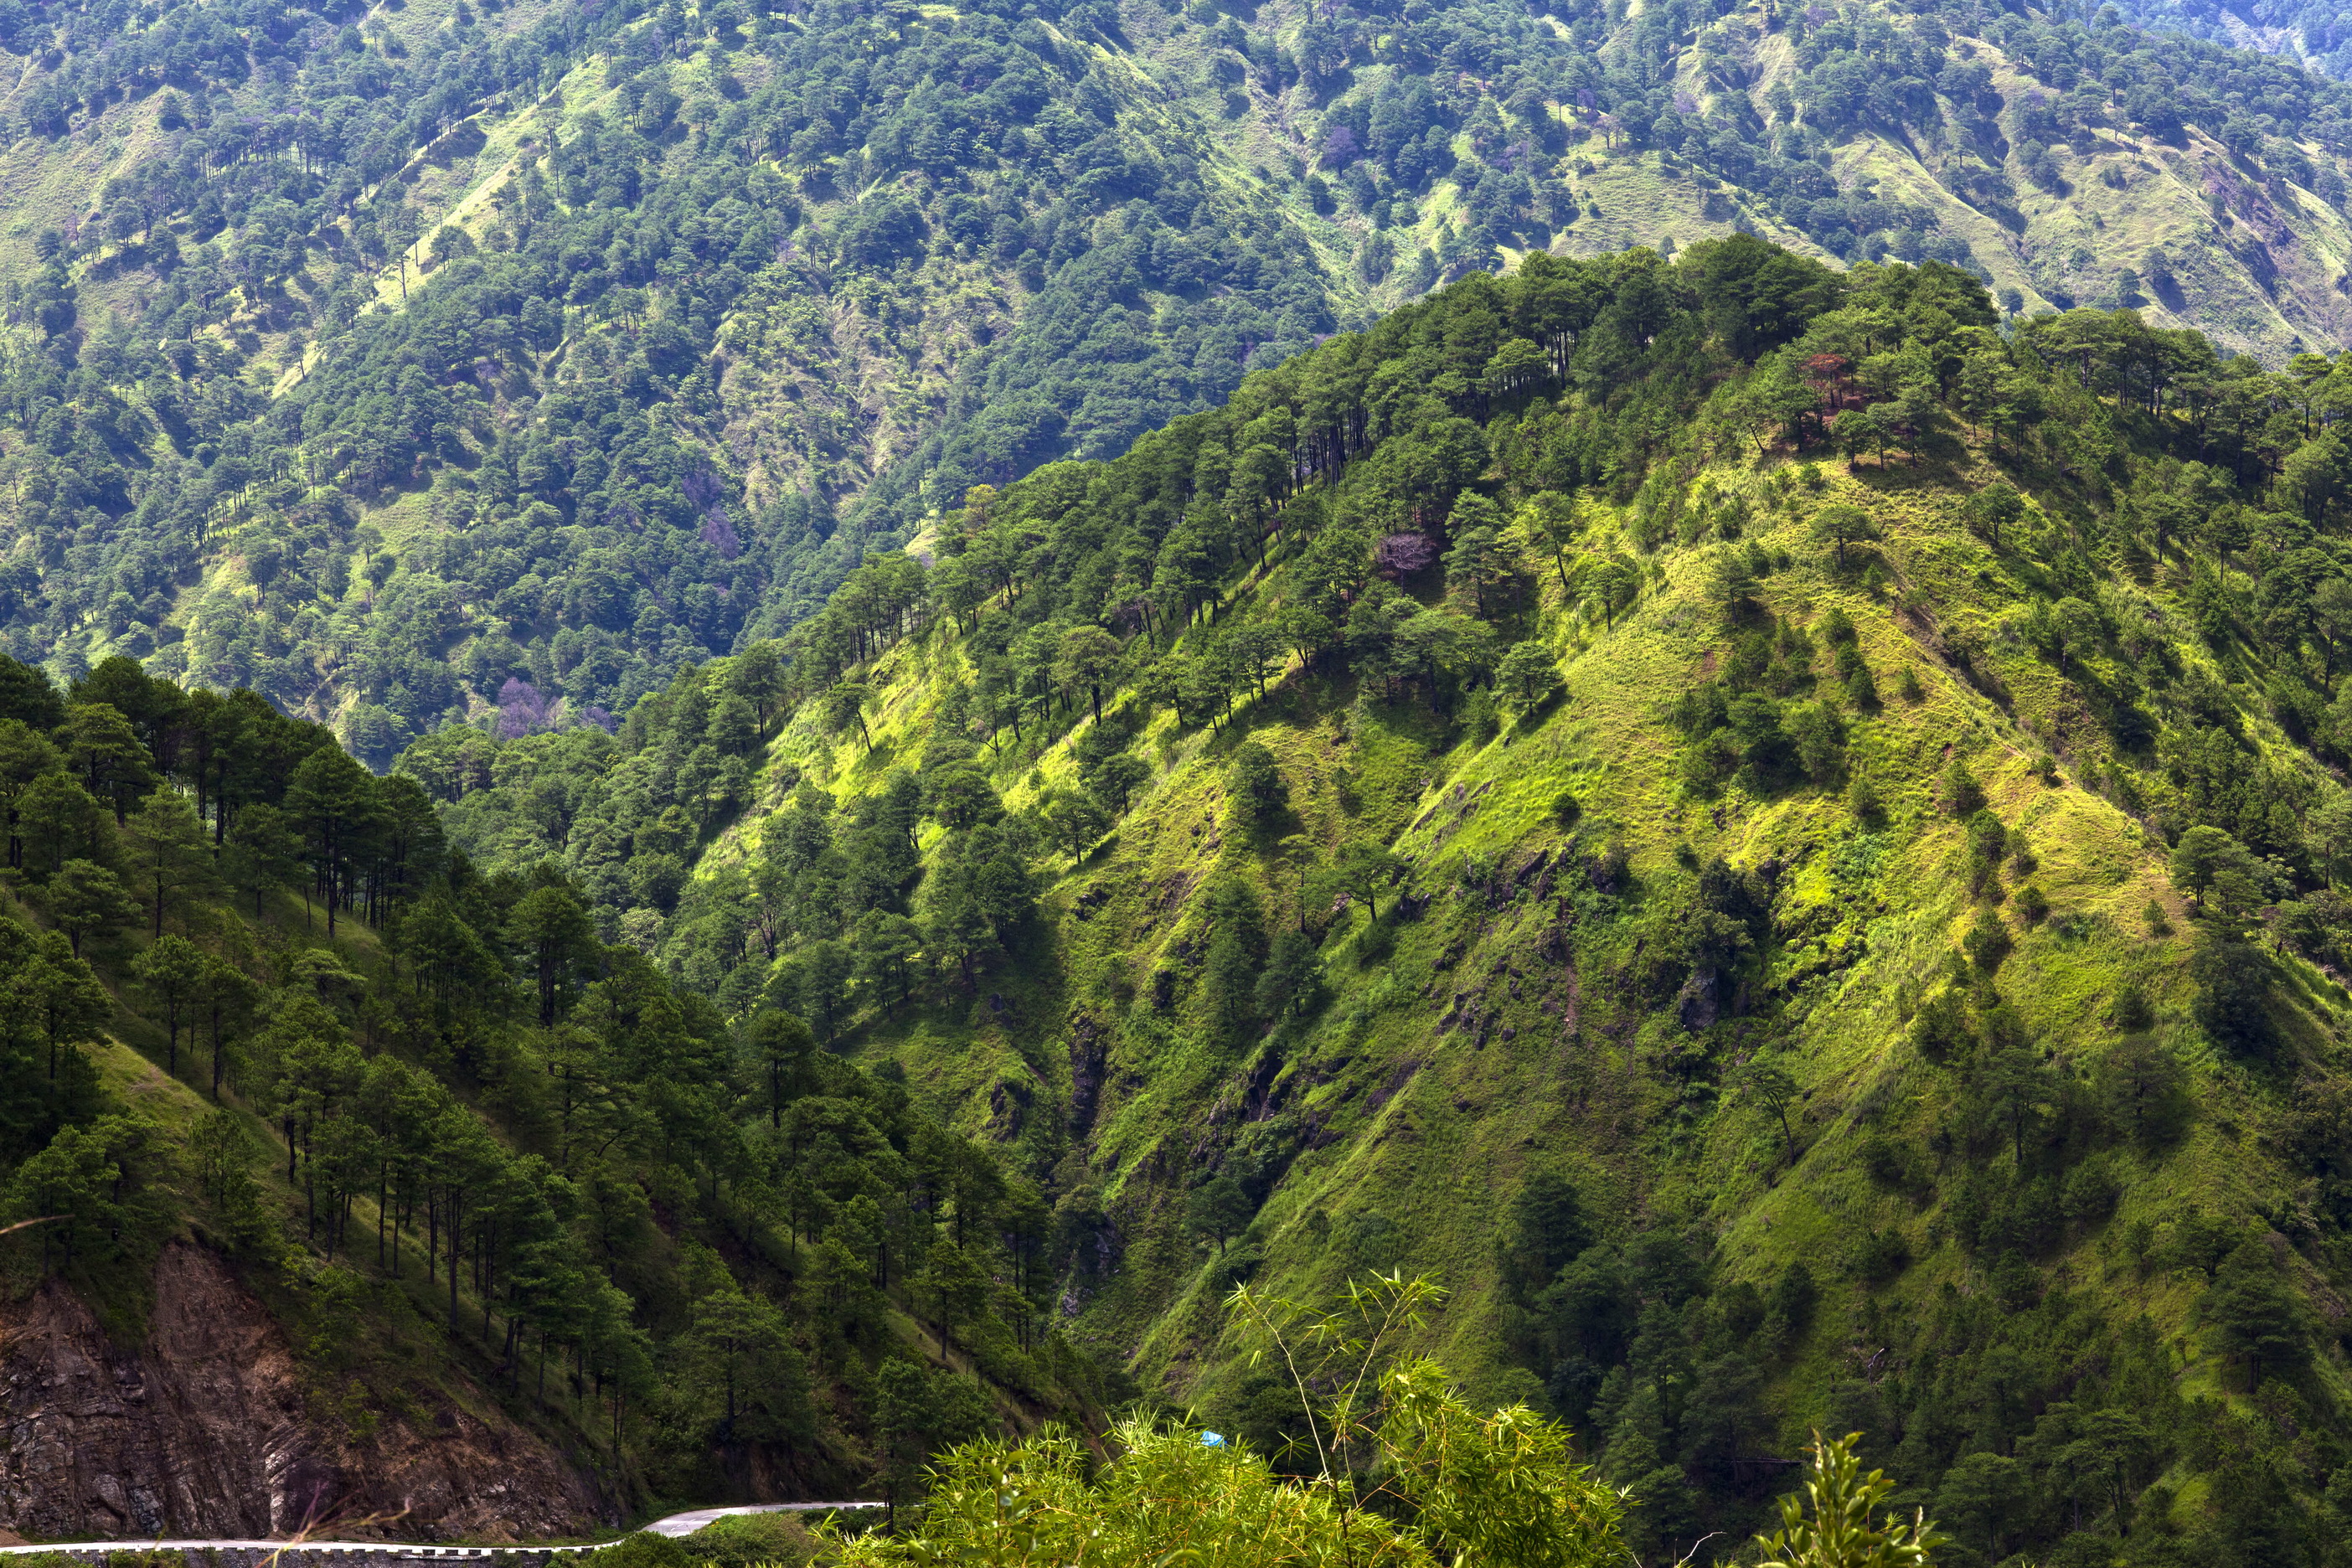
[0,652,1115,1535]
[20,0,2352,760]
[410,237,2352,1563]
[0,0,1370,747]
[2103,0,2352,83]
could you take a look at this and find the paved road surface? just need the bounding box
[641,1504,878,1538]
[0,1501,884,1557]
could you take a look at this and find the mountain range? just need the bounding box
[13,0,2352,736]
[13,230,2352,1560]
[13,0,2352,1559]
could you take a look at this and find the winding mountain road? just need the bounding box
[0,1502,884,1559]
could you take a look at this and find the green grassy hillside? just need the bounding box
[19,0,2352,767]
[415,238,2352,1561]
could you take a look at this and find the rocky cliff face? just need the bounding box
[0,1244,608,1542]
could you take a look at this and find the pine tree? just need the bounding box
[2207,1239,2310,1389]
[286,746,376,935]
[44,860,137,958]
[1199,879,1266,1049]
[121,788,216,938]
[132,936,206,1076]
[1186,1175,1251,1251]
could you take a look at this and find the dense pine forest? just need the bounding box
[28,228,2352,1561]
[0,643,1123,1518]
[756,244,2352,1566]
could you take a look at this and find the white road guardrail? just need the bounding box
[0,1503,886,1557]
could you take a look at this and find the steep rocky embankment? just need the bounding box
[0,1245,606,1542]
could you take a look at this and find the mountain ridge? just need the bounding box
[386,235,2352,1558]
[27,0,2352,749]
[18,225,2352,1557]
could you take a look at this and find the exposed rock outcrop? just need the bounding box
[0,1243,608,1541]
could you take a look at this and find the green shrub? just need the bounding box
[580,1535,697,1568]
[686,1512,822,1568]
[1942,758,1986,816]
[1964,909,2013,972]
[1846,772,1883,823]
[1849,1227,1911,1286]
[1859,1133,1921,1193]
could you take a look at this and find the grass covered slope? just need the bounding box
[419,238,2352,1560]
[28,0,2352,772]
[0,0,1380,741]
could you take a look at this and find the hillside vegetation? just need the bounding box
[0,647,1118,1524]
[18,0,2352,754]
[400,235,2352,1563]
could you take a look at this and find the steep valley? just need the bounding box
[11,0,2352,1553]
[386,245,2352,1560]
